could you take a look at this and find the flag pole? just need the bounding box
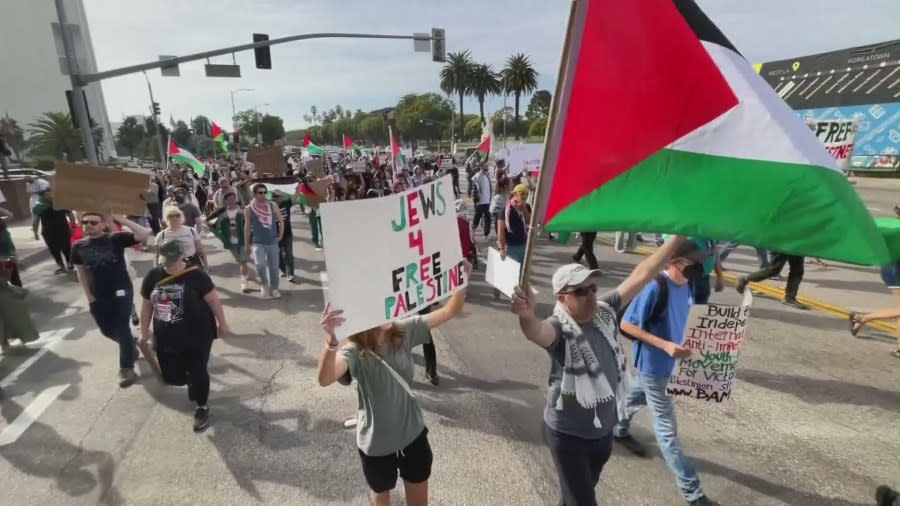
[519,0,578,286]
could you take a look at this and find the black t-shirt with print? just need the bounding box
[71,232,136,298]
[277,200,293,237]
[140,266,216,348]
[38,207,72,237]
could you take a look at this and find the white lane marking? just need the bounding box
[0,328,71,388]
[55,306,80,320]
[0,384,69,446]
[23,327,74,349]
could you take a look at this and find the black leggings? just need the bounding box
[278,234,295,276]
[44,232,71,267]
[543,423,613,506]
[574,232,598,269]
[157,340,213,406]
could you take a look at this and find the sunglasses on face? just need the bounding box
[561,284,598,297]
[81,219,101,226]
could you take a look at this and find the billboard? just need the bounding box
[757,40,900,170]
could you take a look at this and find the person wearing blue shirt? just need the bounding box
[613,240,713,506]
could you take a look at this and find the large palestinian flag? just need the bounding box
[167,137,206,177]
[535,0,888,265]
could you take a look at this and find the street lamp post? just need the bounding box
[254,103,270,146]
[230,88,253,127]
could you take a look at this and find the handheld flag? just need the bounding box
[167,137,206,177]
[303,131,312,147]
[532,0,888,266]
[473,136,491,161]
[210,122,229,152]
[342,134,360,151]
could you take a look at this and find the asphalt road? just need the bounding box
[0,177,898,505]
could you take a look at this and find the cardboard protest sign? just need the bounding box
[306,159,325,178]
[53,162,148,216]
[438,154,454,169]
[485,247,521,298]
[320,174,467,339]
[348,160,368,172]
[247,147,287,176]
[806,118,857,171]
[506,143,544,177]
[667,291,753,402]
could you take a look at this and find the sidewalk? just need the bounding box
[596,234,898,333]
[6,220,49,269]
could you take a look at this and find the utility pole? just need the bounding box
[143,72,166,165]
[55,0,98,163]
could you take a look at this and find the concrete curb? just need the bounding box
[597,237,898,334]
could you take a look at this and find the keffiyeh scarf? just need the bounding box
[552,300,630,429]
[251,200,273,229]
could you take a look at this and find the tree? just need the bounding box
[259,114,285,145]
[525,90,552,121]
[464,116,483,140]
[172,120,191,147]
[358,115,387,145]
[468,63,502,126]
[191,115,211,137]
[235,109,258,144]
[528,117,548,139]
[0,117,26,159]
[394,93,453,145]
[116,116,145,158]
[503,53,539,139]
[440,50,474,138]
[27,112,81,161]
[491,107,515,138]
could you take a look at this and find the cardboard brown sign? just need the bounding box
[247,147,287,176]
[53,162,149,216]
[306,159,325,178]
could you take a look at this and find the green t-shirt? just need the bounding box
[339,316,432,457]
[0,227,15,257]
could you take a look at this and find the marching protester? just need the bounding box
[25,175,50,240]
[244,182,284,299]
[573,232,600,270]
[511,236,688,506]
[471,162,493,238]
[272,191,298,283]
[157,206,206,268]
[687,237,723,304]
[496,183,531,264]
[32,189,76,274]
[145,176,163,235]
[139,239,229,432]
[208,191,257,293]
[736,252,808,309]
[849,259,900,357]
[71,213,152,388]
[612,240,713,506]
[0,205,21,287]
[212,177,242,208]
[317,279,468,506]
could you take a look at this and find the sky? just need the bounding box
[83,0,900,131]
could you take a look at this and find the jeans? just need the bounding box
[614,231,636,252]
[746,252,804,299]
[719,242,770,268]
[690,274,711,304]
[89,295,136,370]
[253,243,280,291]
[574,232,598,269]
[472,204,491,237]
[543,423,613,506]
[43,231,72,268]
[614,373,703,502]
[880,264,899,289]
[278,234,295,276]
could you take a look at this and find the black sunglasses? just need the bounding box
[81,219,101,225]
[255,190,267,194]
[561,284,598,297]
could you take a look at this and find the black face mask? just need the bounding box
[174,195,185,204]
[681,263,704,281]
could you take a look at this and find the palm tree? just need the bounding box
[27,112,81,161]
[503,53,539,139]
[0,116,27,159]
[440,50,474,139]
[468,63,502,126]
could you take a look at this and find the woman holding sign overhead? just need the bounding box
[316,276,469,506]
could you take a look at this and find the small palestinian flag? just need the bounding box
[305,142,324,157]
[167,137,205,177]
[473,136,491,161]
[342,134,360,151]
[210,122,229,152]
[534,0,888,265]
[303,131,312,147]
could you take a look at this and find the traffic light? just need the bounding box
[253,33,272,69]
[431,28,446,63]
[152,102,160,116]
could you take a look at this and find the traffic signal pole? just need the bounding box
[143,72,167,167]
[55,0,99,163]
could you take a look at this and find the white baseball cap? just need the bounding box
[552,263,602,294]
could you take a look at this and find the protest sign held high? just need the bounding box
[806,118,858,171]
[53,162,148,216]
[247,147,287,176]
[320,174,467,339]
[667,291,753,402]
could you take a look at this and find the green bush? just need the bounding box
[28,156,56,172]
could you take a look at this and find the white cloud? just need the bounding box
[84,0,899,130]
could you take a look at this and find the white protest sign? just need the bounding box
[806,118,858,171]
[505,143,544,176]
[320,174,467,339]
[485,247,521,298]
[438,154,454,169]
[348,160,367,172]
[667,290,752,402]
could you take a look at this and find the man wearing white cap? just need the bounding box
[511,236,688,506]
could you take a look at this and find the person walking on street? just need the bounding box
[317,280,468,506]
[145,177,163,236]
[139,239,229,432]
[244,183,284,299]
[735,252,808,309]
[472,162,493,238]
[573,232,600,270]
[156,206,207,268]
[511,236,689,506]
[612,240,714,506]
[32,189,76,274]
[71,213,152,388]
[208,191,257,293]
[848,260,900,357]
[272,192,298,283]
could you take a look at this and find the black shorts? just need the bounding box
[358,428,432,493]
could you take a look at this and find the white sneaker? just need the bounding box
[261,288,271,299]
[240,280,250,293]
[270,289,281,299]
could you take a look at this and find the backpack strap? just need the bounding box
[372,353,415,399]
[633,274,669,367]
